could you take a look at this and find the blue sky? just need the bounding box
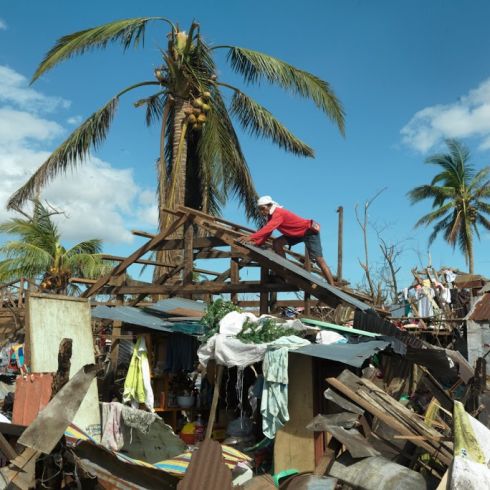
[1,0,490,290]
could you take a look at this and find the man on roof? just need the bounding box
[237,196,336,285]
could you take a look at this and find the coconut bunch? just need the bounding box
[40,267,70,291]
[184,91,211,131]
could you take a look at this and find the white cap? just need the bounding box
[257,195,274,206]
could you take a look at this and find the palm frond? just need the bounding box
[134,91,166,126]
[64,253,108,278]
[407,185,454,206]
[446,210,462,245]
[476,214,490,231]
[226,46,345,135]
[414,202,453,228]
[32,17,175,82]
[230,91,314,157]
[198,87,259,221]
[8,81,158,210]
[427,214,453,245]
[65,239,103,257]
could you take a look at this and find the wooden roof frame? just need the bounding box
[81,206,373,314]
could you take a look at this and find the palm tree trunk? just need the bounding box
[154,98,190,283]
[468,240,474,274]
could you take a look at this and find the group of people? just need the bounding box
[237,196,335,285]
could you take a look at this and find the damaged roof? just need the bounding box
[468,293,490,322]
[292,340,391,368]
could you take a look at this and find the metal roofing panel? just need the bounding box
[12,373,53,426]
[144,298,206,316]
[91,305,173,332]
[469,293,490,322]
[243,244,370,311]
[292,340,390,368]
[302,318,380,338]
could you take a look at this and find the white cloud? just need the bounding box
[0,19,6,30]
[0,65,70,112]
[67,115,83,125]
[401,78,490,152]
[0,65,157,245]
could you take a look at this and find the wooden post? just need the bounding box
[260,267,269,315]
[205,365,224,440]
[230,247,240,304]
[18,278,24,308]
[51,338,73,397]
[183,221,194,299]
[337,206,343,281]
[304,250,312,316]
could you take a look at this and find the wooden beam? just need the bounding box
[156,236,227,251]
[260,267,269,315]
[194,249,232,259]
[82,213,187,297]
[131,229,154,238]
[237,299,320,308]
[194,268,221,277]
[230,246,239,304]
[129,265,184,306]
[101,254,175,268]
[117,281,299,295]
[183,222,194,299]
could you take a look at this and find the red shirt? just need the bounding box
[249,207,312,245]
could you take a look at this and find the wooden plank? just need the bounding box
[304,250,312,315]
[194,249,232,259]
[237,299,320,308]
[260,267,269,315]
[182,221,194,291]
[326,373,452,466]
[230,246,240,304]
[101,254,175,268]
[274,355,315,473]
[129,265,184,306]
[155,236,227,251]
[205,365,224,440]
[118,281,299,295]
[82,213,187,298]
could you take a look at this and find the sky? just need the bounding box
[1,0,490,291]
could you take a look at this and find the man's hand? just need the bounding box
[237,235,255,244]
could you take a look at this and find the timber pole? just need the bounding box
[337,206,343,281]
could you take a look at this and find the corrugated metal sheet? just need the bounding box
[92,305,204,335]
[12,373,53,426]
[92,306,173,331]
[293,340,390,368]
[469,293,490,322]
[144,298,206,317]
[177,439,232,490]
[302,318,380,338]
[243,244,370,311]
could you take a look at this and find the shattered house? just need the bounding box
[0,206,489,489]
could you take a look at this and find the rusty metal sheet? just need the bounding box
[469,293,490,322]
[74,440,178,490]
[12,373,53,426]
[177,439,232,490]
[18,365,96,454]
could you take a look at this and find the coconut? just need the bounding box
[193,107,201,115]
[201,103,211,112]
[202,91,211,99]
[188,114,197,124]
[197,114,207,123]
[192,97,204,108]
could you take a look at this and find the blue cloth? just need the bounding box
[260,336,310,439]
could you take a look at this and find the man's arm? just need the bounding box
[237,213,284,245]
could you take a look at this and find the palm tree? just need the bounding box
[0,200,110,294]
[7,17,344,232]
[408,139,490,273]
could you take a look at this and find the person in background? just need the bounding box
[237,196,336,285]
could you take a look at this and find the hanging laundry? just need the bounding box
[101,402,124,451]
[164,333,199,373]
[416,285,439,317]
[123,336,154,411]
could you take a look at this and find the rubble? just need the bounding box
[0,208,488,488]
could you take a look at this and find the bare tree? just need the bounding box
[355,188,387,304]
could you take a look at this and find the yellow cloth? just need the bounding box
[123,337,153,410]
[454,400,486,463]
